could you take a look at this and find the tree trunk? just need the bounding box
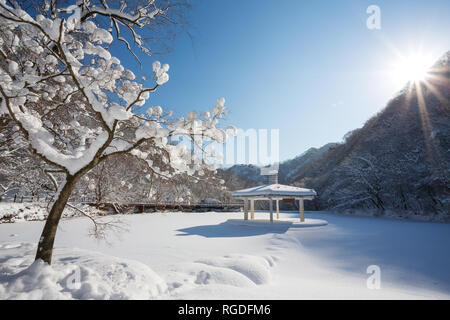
[35,175,78,264]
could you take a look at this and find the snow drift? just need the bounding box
[0,242,167,299]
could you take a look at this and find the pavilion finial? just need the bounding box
[260,166,278,184]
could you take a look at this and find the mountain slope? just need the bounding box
[278,143,339,184]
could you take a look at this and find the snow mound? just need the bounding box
[193,266,256,287]
[164,253,276,299]
[0,242,167,300]
[195,254,273,285]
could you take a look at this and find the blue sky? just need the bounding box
[120,0,450,164]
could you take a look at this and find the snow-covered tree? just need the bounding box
[329,155,386,211]
[72,154,149,205]
[0,0,234,264]
[0,114,54,200]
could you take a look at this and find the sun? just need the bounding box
[391,53,434,86]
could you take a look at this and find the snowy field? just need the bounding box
[1,210,450,299]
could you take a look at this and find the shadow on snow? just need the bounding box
[176,221,290,238]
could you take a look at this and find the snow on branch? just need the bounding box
[0,0,234,180]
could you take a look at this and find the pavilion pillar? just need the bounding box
[243,199,248,220]
[250,199,255,220]
[276,199,279,220]
[269,198,273,222]
[299,198,304,222]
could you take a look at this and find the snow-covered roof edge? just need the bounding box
[232,184,317,198]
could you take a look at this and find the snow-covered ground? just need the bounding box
[1,210,449,299]
[0,202,96,223]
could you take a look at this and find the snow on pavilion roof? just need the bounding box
[232,184,316,198]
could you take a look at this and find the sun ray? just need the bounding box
[414,81,445,174]
[386,46,449,177]
[422,78,448,107]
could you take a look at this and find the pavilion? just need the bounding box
[232,173,316,223]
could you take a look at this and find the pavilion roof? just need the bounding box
[232,184,316,198]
